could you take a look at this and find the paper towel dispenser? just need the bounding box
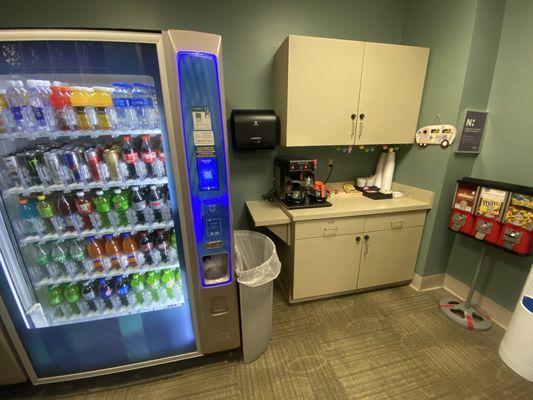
[230,110,278,151]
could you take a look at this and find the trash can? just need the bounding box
[499,264,533,382]
[234,230,281,363]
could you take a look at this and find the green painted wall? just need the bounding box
[396,0,478,275]
[446,0,533,311]
[0,0,405,228]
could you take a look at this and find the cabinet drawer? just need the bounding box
[295,217,364,239]
[364,211,426,232]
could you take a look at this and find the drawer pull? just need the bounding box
[323,227,338,236]
[390,221,404,229]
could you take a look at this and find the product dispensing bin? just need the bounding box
[449,181,479,233]
[472,187,508,243]
[497,193,533,255]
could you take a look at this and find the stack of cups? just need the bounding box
[380,149,396,193]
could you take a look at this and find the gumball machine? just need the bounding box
[497,193,533,255]
[472,187,509,243]
[449,181,479,234]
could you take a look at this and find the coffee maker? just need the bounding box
[274,156,332,209]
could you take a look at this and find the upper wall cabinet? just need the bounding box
[275,35,429,147]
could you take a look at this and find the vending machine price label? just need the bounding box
[193,130,215,146]
[192,106,212,131]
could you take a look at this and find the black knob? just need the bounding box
[351,114,357,120]
[356,236,361,242]
[364,235,369,240]
[359,113,365,120]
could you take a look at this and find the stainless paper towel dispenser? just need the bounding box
[230,110,278,151]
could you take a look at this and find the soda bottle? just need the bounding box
[139,232,154,264]
[131,186,147,223]
[26,79,50,132]
[146,84,160,129]
[18,197,37,235]
[121,136,138,179]
[51,241,68,264]
[148,185,163,222]
[49,84,76,131]
[129,273,145,304]
[160,268,176,300]
[69,240,86,267]
[48,285,66,317]
[83,148,102,182]
[81,281,98,312]
[145,271,160,302]
[93,190,111,228]
[155,230,170,262]
[87,236,105,271]
[171,231,178,249]
[97,278,114,309]
[74,191,94,230]
[112,188,130,226]
[63,283,81,315]
[70,86,94,130]
[113,275,130,307]
[104,234,121,269]
[36,194,55,233]
[140,136,156,177]
[57,193,76,231]
[0,89,15,134]
[93,86,116,130]
[5,80,34,132]
[122,233,138,267]
[175,267,182,288]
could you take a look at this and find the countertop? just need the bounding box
[246,182,434,227]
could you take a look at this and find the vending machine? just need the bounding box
[498,193,533,254]
[449,180,479,234]
[0,29,240,384]
[472,186,509,243]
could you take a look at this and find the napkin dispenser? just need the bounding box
[230,110,278,151]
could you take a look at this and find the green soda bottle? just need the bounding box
[145,271,160,302]
[160,269,176,299]
[48,284,65,317]
[51,242,68,264]
[129,273,145,304]
[112,188,129,226]
[174,266,182,288]
[63,283,81,315]
[170,231,177,248]
[93,190,111,228]
[36,194,55,233]
[33,243,49,267]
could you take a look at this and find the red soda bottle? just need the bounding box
[140,135,156,177]
[121,136,138,179]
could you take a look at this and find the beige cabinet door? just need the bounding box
[357,226,423,289]
[282,35,364,146]
[355,42,429,145]
[293,234,362,300]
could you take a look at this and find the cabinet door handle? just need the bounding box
[355,236,361,242]
[390,221,404,229]
[350,114,357,138]
[323,227,338,236]
[363,234,369,254]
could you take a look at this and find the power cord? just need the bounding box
[262,188,275,202]
[324,164,334,184]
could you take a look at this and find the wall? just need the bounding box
[0,0,406,228]
[445,0,533,310]
[396,0,479,276]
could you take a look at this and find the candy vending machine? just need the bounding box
[0,29,239,384]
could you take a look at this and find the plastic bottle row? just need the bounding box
[46,268,183,322]
[2,136,166,190]
[16,186,172,239]
[0,79,160,134]
[28,230,179,285]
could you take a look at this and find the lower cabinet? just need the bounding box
[293,234,362,300]
[357,226,423,289]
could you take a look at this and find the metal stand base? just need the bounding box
[439,297,492,331]
[439,243,492,331]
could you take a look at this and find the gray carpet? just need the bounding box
[2,284,532,399]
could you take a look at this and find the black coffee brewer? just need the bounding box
[274,157,332,209]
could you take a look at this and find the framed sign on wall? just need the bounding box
[456,110,488,154]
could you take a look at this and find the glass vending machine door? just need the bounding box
[0,37,197,380]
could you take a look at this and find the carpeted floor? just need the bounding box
[2,284,532,399]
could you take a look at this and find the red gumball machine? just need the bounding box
[449,181,479,233]
[497,193,533,255]
[472,187,509,243]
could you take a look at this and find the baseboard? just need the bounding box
[410,273,445,291]
[410,273,512,329]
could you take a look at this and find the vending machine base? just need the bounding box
[439,244,492,331]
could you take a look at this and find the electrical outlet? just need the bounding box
[327,158,334,167]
